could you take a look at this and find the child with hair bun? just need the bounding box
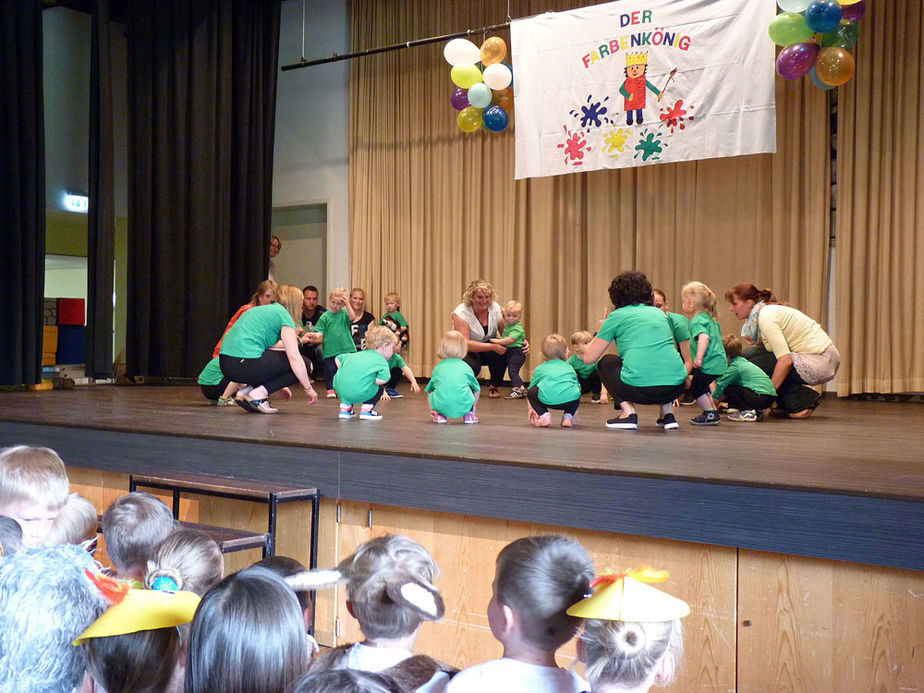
[426,331,481,424]
[526,334,582,428]
[680,281,726,426]
[145,527,224,598]
[568,569,689,693]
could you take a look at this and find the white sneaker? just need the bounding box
[728,409,758,422]
[360,408,383,421]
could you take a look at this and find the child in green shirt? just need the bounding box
[333,326,397,421]
[567,330,608,404]
[491,300,527,398]
[380,292,410,397]
[714,335,777,422]
[527,334,582,428]
[426,331,481,424]
[681,281,727,426]
[305,287,360,398]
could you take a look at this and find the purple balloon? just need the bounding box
[450,87,469,111]
[842,0,866,23]
[776,42,820,79]
[805,0,843,34]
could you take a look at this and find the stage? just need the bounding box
[1,384,922,570]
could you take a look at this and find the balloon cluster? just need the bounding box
[769,0,866,88]
[444,36,514,133]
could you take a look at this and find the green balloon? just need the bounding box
[768,12,814,47]
[822,22,860,49]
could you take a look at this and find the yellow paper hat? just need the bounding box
[73,571,201,645]
[567,569,690,623]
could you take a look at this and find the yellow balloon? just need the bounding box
[838,0,862,4]
[457,106,482,133]
[480,36,507,66]
[451,63,482,89]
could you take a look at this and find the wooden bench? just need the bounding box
[129,471,319,568]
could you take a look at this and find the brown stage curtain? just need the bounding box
[835,0,924,395]
[350,1,830,377]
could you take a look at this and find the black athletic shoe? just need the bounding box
[656,413,679,430]
[690,410,720,426]
[605,413,638,430]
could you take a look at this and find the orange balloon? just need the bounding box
[492,87,514,112]
[480,37,507,66]
[815,46,855,86]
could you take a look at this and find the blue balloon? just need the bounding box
[482,105,509,132]
[805,0,843,34]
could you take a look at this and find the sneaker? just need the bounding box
[216,397,237,407]
[656,413,679,430]
[326,390,337,399]
[338,406,354,420]
[385,387,402,398]
[360,408,383,421]
[728,409,758,423]
[679,392,696,406]
[590,394,601,404]
[605,413,638,430]
[431,412,447,424]
[506,387,527,399]
[561,413,575,428]
[488,386,500,398]
[463,412,479,424]
[533,412,552,427]
[690,410,720,426]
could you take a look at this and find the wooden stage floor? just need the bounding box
[1,384,922,570]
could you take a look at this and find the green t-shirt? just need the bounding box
[219,303,296,359]
[333,350,390,405]
[530,359,580,405]
[566,354,597,379]
[387,353,406,370]
[380,311,408,328]
[315,309,357,359]
[712,356,777,400]
[197,357,225,386]
[501,321,526,347]
[597,304,687,387]
[689,312,727,376]
[425,358,479,419]
[667,312,691,345]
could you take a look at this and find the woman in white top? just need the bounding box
[451,279,509,398]
[725,283,839,418]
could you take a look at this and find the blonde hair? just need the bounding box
[329,287,349,305]
[145,528,224,597]
[681,281,718,319]
[384,292,400,306]
[504,300,522,315]
[541,334,568,361]
[439,330,468,360]
[339,535,440,640]
[45,493,98,545]
[570,330,594,347]
[350,287,366,301]
[250,279,278,306]
[580,618,683,689]
[276,284,304,324]
[365,325,399,351]
[0,445,69,510]
[461,279,495,307]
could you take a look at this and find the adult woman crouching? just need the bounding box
[725,284,839,418]
[451,279,509,398]
[581,271,688,431]
[219,284,318,414]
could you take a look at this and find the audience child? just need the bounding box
[255,554,319,654]
[381,349,422,400]
[426,330,481,424]
[0,515,23,558]
[196,356,239,406]
[145,527,224,597]
[45,492,98,547]
[490,300,528,399]
[381,292,410,353]
[680,281,727,426]
[526,334,582,428]
[567,570,689,693]
[0,444,70,546]
[334,325,399,421]
[0,544,106,692]
[293,534,454,692]
[212,279,279,358]
[287,669,404,693]
[185,566,310,693]
[306,287,360,398]
[447,535,594,693]
[75,572,201,693]
[568,331,607,404]
[712,335,777,422]
[101,492,177,581]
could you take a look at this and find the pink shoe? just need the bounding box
[534,412,551,427]
[431,412,448,424]
[561,413,575,427]
[463,412,479,424]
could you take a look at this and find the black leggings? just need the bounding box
[597,354,685,406]
[463,349,506,387]
[688,368,718,398]
[505,346,526,388]
[723,385,775,412]
[744,344,820,413]
[199,379,230,401]
[526,386,579,416]
[219,351,307,395]
[577,372,602,397]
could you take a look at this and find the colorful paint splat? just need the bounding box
[658,99,694,134]
[602,127,632,156]
[556,125,591,166]
[634,129,666,161]
[569,95,612,131]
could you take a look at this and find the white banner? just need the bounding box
[511,0,776,179]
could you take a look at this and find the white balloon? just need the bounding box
[443,38,481,66]
[778,0,811,12]
[482,63,512,90]
[467,83,492,108]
